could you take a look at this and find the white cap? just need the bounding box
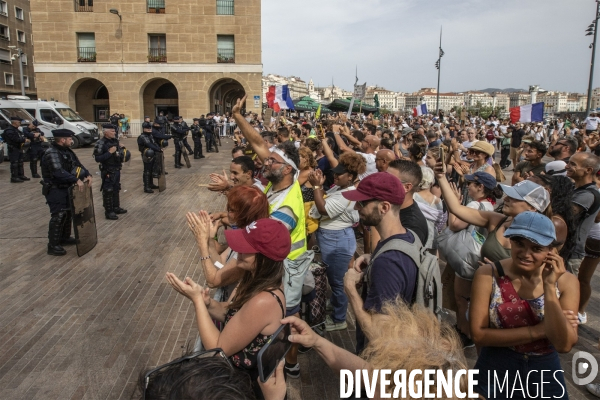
[545,161,567,177]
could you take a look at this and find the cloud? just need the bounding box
[262,0,598,93]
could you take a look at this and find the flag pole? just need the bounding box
[436,26,443,116]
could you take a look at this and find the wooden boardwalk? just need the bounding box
[0,140,598,399]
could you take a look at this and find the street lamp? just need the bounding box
[8,45,25,96]
[109,8,121,21]
[434,26,445,116]
[585,1,600,117]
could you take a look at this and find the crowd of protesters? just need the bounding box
[140,97,600,399]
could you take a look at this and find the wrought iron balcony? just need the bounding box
[217,48,235,63]
[148,47,167,63]
[77,47,96,62]
[74,0,93,12]
[216,0,234,15]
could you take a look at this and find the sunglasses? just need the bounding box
[142,348,231,399]
[357,199,378,208]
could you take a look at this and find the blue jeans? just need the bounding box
[316,227,356,323]
[474,346,568,399]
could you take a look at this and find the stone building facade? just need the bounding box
[0,0,36,98]
[30,0,262,128]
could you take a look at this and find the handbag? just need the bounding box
[493,262,553,354]
[437,202,487,280]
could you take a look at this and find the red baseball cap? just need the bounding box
[342,172,406,205]
[224,218,291,261]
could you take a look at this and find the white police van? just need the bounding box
[8,96,99,148]
[0,99,54,163]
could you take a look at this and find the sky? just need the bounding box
[262,0,599,94]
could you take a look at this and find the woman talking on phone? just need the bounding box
[469,212,579,399]
[166,218,290,399]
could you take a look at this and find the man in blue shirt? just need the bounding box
[342,172,418,354]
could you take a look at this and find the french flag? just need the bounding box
[510,102,544,124]
[413,104,428,117]
[266,85,295,112]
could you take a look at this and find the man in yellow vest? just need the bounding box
[232,95,313,379]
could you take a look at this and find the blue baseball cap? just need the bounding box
[504,211,556,246]
[464,172,497,190]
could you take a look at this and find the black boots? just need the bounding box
[174,152,183,168]
[18,162,30,181]
[48,212,67,256]
[10,163,23,183]
[112,191,127,214]
[102,190,118,220]
[194,148,205,159]
[143,172,154,193]
[30,160,41,178]
[60,211,77,245]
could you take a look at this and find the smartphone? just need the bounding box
[257,324,292,383]
[438,146,447,173]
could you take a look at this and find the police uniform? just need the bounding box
[170,116,190,168]
[201,115,215,152]
[93,123,130,220]
[151,122,171,178]
[23,119,46,178]
[190,118,205,159]
[41,129,91,256]
[154,113,168,136]
[138,122,162,193]
[180,120,194,155]
[2,116,30,182]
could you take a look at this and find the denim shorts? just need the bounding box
[474,346,567,399]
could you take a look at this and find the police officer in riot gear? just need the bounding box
[170,116,190,168]
[2,116,30,182]
[180,119,194,155]
[152,121,171,177]
[41,129,92,256]
[190,118,205,159]
[155,111,168,135]
[138,122,162,193]
[93,124,130,220]
[23,119,46,178]
[203,113,215,152]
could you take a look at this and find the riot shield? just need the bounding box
[158,152,166,192]
[69,182,97,257]
[182,149,191,168]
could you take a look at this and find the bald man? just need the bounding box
[375,149,396,172]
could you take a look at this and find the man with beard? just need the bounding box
[231,95,312,379]
[341,172,418,354]
[547,136,577,163]
[207,155,264,193]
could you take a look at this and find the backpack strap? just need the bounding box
[365,230,422,289]
[584,186,600,217]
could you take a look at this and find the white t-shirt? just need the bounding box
[585,117,599,131]
[310,186,359,230]
[357,152,377,180]
[467,200,494,212]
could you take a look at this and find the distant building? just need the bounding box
[0,0,36,98]
[406,90,463,112]
[509,92,530,108]
[262,74,308,102]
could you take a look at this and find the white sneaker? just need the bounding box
[587,383,600,398]
[579,312,587,325]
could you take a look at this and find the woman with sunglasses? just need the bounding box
[470,212,578,399]
[307,152,366,332]
[166,218,290,399]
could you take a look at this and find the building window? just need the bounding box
[0,1,7,17]
[216,0,234,15]
[217,35,234,63]
[5,72,13,85]
[17,30,25,43]
[77,32,96,62]
[147,0,165,13]
[0,48,9,64]
[15,7,23,20]
[148,34,166,62]
[0,24,8,41]
[74,0,93,12]
[23,76,28,88]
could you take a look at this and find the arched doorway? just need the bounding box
[71,78,110,122]
[141,78,179,121]
[208,78,245,114]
